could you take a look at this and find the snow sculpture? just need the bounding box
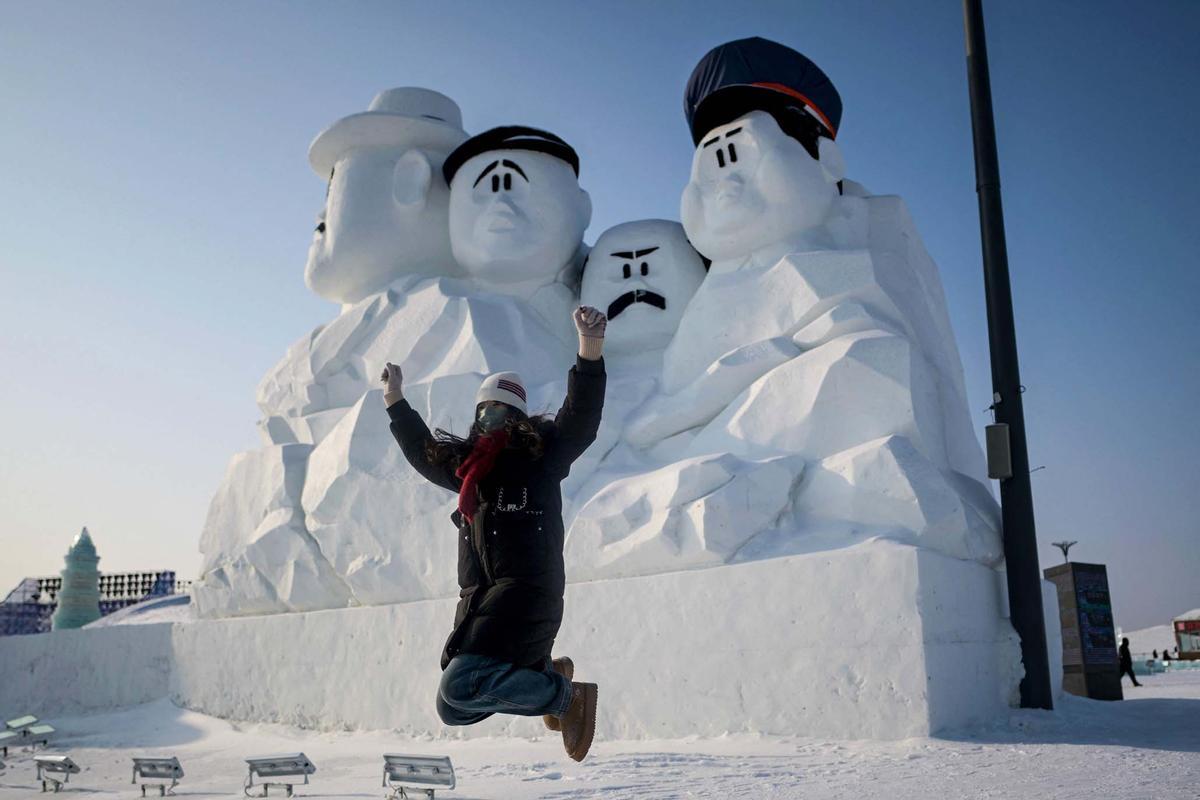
[51,527,102,630]
[195,117,596,616]
[196,39,1000,623]
[194,443,352,616]
[579,220,707,356]
[305,87,469,304]
[255,124,593,436]
[444,126,590,291]
[592,37,1002,570]
[443,125,591,347]
[286,129,595,609]
[253,88,470,442]
[558,219,709,516]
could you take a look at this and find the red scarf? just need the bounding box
[455,429,510,523]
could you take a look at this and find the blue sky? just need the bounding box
[1,1,1196,632]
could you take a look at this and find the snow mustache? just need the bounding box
[607,289,666,319]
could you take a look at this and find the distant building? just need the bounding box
[1175,609,1200,660]
[0,569,191,637]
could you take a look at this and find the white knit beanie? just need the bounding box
[475,371,528,415]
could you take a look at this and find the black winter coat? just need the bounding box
[386,355,606,670]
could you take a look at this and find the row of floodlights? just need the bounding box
[1,715,56,755]
[244,752,457,799]
[1,751,455,798]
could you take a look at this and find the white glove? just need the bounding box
[380,362,404,406]
[573,306,606,360]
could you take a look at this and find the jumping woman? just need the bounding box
[379,305,607,761]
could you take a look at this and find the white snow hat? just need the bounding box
[308,87,469,178]
[475,371,528,415]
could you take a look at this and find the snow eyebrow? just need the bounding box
[610,250,635,258]
[702,136,720,148]
[472,160,501,187]
[501,159,529,181]
[724,127,743,137]
[633,247,659,258]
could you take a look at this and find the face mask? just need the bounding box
[476,404,510,433]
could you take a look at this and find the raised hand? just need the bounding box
[381,362,404,395]
[573,305,607,338]
[574,306,606,361]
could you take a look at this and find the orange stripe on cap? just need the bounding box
[750,82,837,139]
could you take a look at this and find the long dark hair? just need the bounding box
[425,410,555,471]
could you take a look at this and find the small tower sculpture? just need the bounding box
[51,527,102,630]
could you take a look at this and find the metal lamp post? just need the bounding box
[963,0,1054,710]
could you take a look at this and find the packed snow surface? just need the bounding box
[83,594,194,628]
[0,670,1195,799]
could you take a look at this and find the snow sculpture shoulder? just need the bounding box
[305,88,469,304]
[580,219,707,355]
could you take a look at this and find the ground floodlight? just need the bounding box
[243,752,316,797]
[382,754,456,799]
[132,756,184,796]
[25,724,56,749]
[34,755,80,793]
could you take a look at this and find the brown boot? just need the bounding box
[559,681,598,762]
[543,656,575,731]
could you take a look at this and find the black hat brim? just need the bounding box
[443,125,580,186]
[690,84,831,146]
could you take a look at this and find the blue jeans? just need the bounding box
[436,653,573,726]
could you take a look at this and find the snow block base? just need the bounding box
[0,542,1024,740]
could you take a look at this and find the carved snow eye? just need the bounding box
[623,263,631,279]
[640,262,648,276]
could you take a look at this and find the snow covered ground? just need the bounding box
[1,671,1196,799]
[83,594,194,628]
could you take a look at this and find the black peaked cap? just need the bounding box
[685,37,842,145]
[442,125,580,185]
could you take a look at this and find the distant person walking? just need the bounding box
[1119,637,1142,687]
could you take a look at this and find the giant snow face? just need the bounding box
[305,147,457,304]
[580,220,707,354]
[681,110,842,263]
[448,150,591,286]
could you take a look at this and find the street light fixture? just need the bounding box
[1051,540,1077,563]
